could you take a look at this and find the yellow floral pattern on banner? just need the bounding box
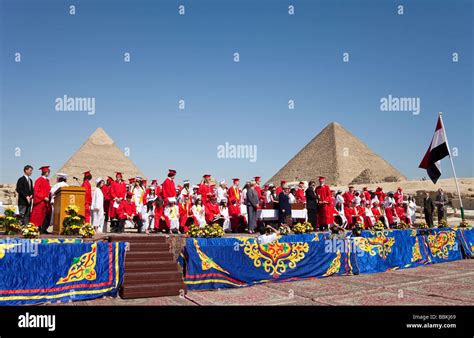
[323,251,341,276]
[428,231,456,259]
[193,239,229,274]
[57,243,97,284]
[239,239,309,278]
[0,244,18,259]
[356,231,395,259]
[411,240,422,262]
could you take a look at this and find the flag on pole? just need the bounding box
[419,116,450,183]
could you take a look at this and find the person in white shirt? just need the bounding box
[216,180,227,203]
[164,197,180,233]
[49,173,68,226]
[219,198,231,233]
[192,198,206,227]
[406,196,417,225]
[91,177,105,232]
[288,188,297,204]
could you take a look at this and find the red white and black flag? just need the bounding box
[419,116,450,183]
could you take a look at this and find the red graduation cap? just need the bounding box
[232,178,240,183]
[126,192,133,198]
[39,166,50,172]
[115,172,123,177]
[83,170,91,176]
[280,180,286,185]
[318,176,325,181]
[203,174,211,179]
[151,180,157,185]
[128,178,135,184]
[107,176,114,182]
[168,169,177,175]
[299,181,305,185]
[254,176,261,181]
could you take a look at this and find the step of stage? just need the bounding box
[119,282,185,299]
[109,235,187,299]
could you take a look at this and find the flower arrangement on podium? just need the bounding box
[22,223,40,238]
[63,204,85,236]
[458,220,471,228]
[415,222,429,229]
[1,207,22,235]
[292,221,313,234]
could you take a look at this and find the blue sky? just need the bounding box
[1,0,472,184]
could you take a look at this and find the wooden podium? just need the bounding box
[53,186,86,235]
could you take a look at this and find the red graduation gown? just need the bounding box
[199,184,211,203]
[295,189,306,202]
[315,184,334,225]
[30,176,51,227]
[109,180,126,218]
[227,186,241,205]
[205,201,220,224]
[82,180,92,222]
[161,178,176,202]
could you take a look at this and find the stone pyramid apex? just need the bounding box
[55,128,145,184]
[267,122,405,185]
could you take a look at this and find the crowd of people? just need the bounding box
[15,165,450,235]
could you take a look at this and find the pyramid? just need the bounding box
[267,122,405,186]
[56,128,146,184]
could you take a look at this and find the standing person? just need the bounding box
[245,181,259,234]
[227,178,241,205]
[110,172,127,232]
[276,180,286,195]
[164,197,180,233]
[192,198,207,227]
[435,188,449,223]
[343,186,355,205]
[423,192,435,227]
[16,165,34,225]
[199,174,212,203]
[102,177,113,231]
[91,178,105,233]
[81,171,92,223]
[219,199,232,233]
[406,196,417,225]
[305,181,318,230]
[162,169,177,203]
[394,187,405,205]
[278,185,292,228]
[295,181,306,202]
[315,176,333,231]
[49,173,68,226]
[216,180,227,203]
[254,176,262,201]
[30,166,52,233]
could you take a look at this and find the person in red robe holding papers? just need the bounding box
[227,178,241,205]
[199,174,212,203]
[81,171,92,223]
[162,169,177,203]
[295,181,306,202]
[30,166,52,232]
[315,176,333,231]
[117,192,142,233]
[178,195,193,233]
[276,180,286,196]
[110,172,127,232]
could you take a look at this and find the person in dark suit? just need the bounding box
[423,192,435,227]
[16,165,34,225]
[435,188,449,223]
[278,185,292,227]
[305,180,318,230]
[245,181,260,234]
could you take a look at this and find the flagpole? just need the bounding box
[438,112,464,220]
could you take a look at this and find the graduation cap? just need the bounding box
[128,178,135,184]
[126,192,133,199]
[203,174,211,179]
[96,177,104,184]
[151,180,158,185]
[280,180,286,185]
[115,172,123,177]
[107,176,114,182]
[232,178,240,183]
[83,170,91,177]
[254,176,261,181]
[39,166,50,172]
[57,173,67,179]
[299,181,305,185]
[318,176,325,181]
[168,169,177,175]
